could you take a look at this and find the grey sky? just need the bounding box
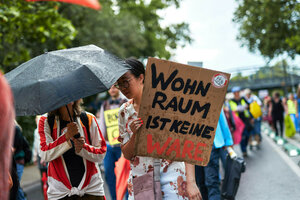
[161,0,299,72]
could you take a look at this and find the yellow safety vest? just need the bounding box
[229,98,250,118]
[287,100,297,114]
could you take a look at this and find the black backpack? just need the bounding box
[47,112,91,143]
[221,155,246,200]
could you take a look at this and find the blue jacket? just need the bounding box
[214,109,234,148]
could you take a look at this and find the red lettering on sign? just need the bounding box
[147,134,172,155]
[194,142,206,161]
[165,138,181,158]
[182,140,194,159]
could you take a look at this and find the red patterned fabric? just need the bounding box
[27,0,101,10]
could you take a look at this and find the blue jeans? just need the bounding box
[16,163,27,200]
[103,144,122,200]
[240,128,250,153]
[253,118,262,140]
[290,114,299,132]
[195,146,221,200]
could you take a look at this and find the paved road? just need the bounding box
[24,172,112,200]
[236,124,300,200]
[24,123,300,200]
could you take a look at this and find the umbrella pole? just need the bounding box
[65,105,74,122]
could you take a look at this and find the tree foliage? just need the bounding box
[233,0,300,60]
[0,0,76,73]
[59,0,192,59]
[1,0,191,144]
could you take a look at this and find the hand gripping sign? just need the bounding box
[134,58,230,166]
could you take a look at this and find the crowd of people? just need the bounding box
[263,87,300,138]
[3,59,300,200]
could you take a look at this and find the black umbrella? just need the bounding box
[5,45,129,116]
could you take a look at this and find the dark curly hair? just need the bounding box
[125,58,145,80]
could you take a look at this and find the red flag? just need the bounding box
[27,0,101,10]
[115,155,130,200]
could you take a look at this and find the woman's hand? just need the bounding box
[129,118,143,134]
[65,122,79,140]
[185,163,202,200]
[186,181,202,200]
[73,137,85,153]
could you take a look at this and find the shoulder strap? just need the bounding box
[80,112,91,144]
[153,159,160,182]
[47,115,55,136]
[153,158,162,199]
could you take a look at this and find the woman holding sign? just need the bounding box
[116,58,202,200]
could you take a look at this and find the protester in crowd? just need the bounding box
[244,88,263,148]
[13,122,30,200]
[229,86,253,157]
[116,58,202,200]
[0,74,15,200]
[9,155,20,200]
[287,93,298,132]
[98,85,127,200]
[38,100,107,199]
[269,92,285,137]
[32,115,48,191]
[223,93,236,134]
[263,96,273,126]
[195,109,235,200]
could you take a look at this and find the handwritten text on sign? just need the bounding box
[135,58,230,166]
[104,108,120,145]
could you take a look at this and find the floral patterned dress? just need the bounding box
[118,100,189,200]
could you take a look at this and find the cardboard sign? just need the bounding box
[104,108,120,145]
[135,58,230,166]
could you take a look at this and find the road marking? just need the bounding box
[264,131,300,179]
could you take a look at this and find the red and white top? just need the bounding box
[38,112,106,200]
[118,100,189,200]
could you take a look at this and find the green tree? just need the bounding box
[0,0,76,73]
[59,0,192,59]
[0,0,76,144]
[233,0,300,60]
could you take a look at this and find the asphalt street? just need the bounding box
[23,123,300,200]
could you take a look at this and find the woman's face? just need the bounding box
[116,72,143,99]
[59,102,74,114]
[108,85,119,98]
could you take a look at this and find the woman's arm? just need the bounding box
[39,116,75,162]
[121,118,143,160]
[185,163,202,200]
[121,132,137,160]
[75,116,107,163]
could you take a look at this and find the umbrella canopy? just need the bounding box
[26,0,101,10]
[5,45,129,116]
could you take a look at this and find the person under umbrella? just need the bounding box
[38,99,107,199]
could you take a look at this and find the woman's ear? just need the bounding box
[139,74,145,84]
